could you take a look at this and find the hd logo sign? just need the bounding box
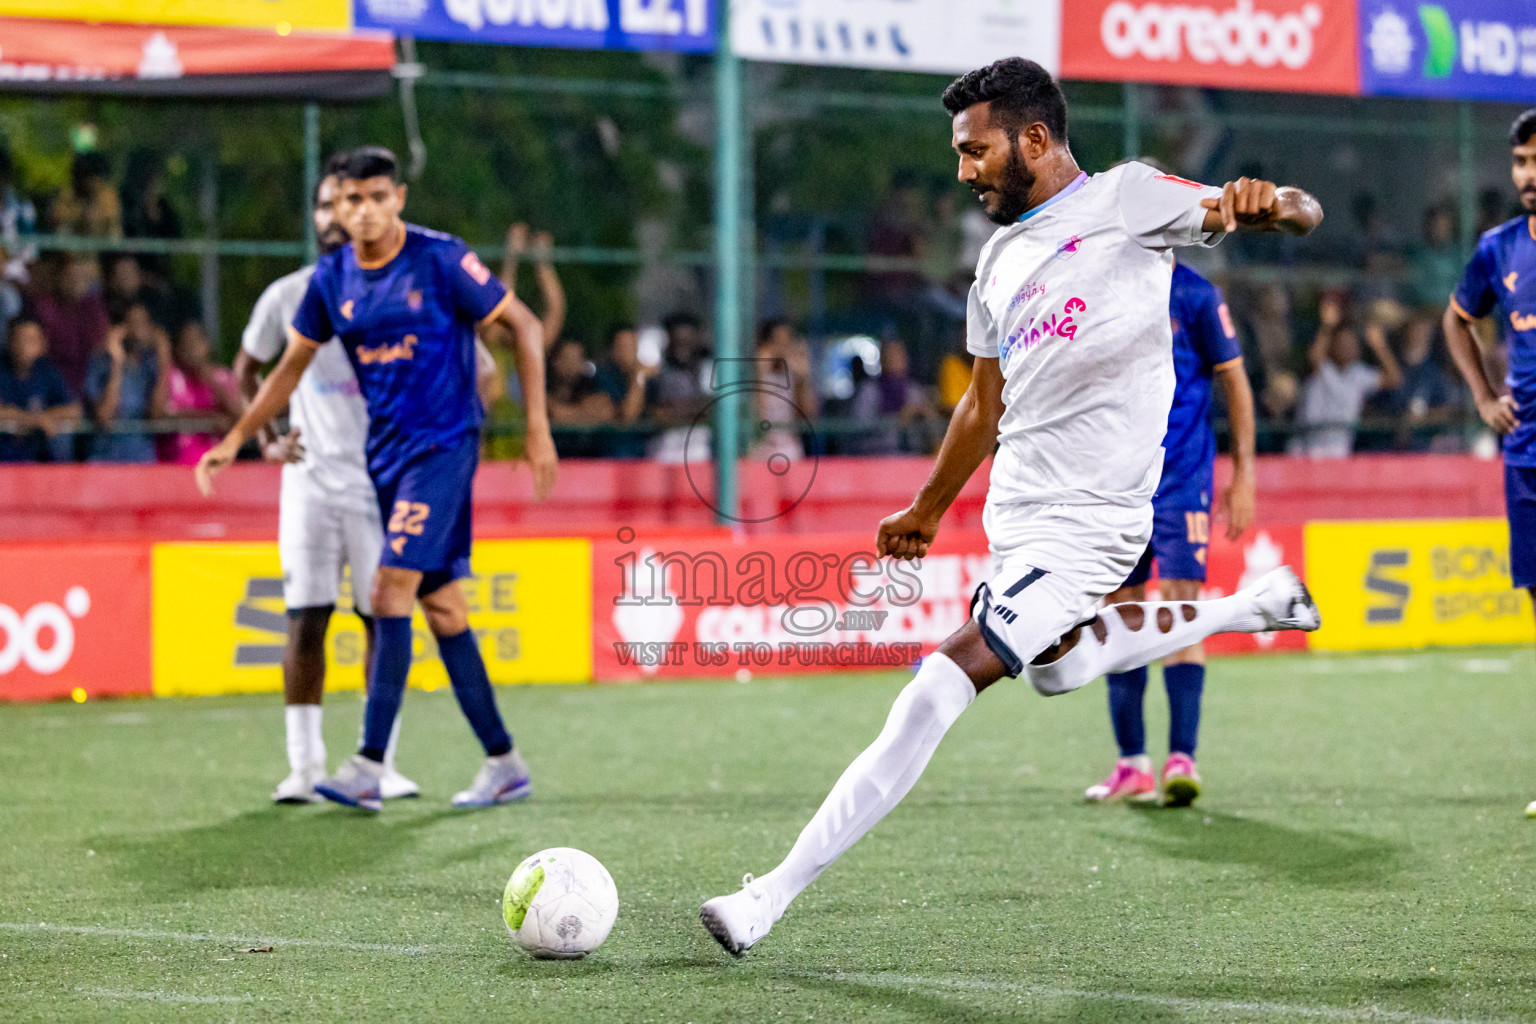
[1304,519,1534,651]
[151,540,592,696]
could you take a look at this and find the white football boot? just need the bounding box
[450,750,532,808]
[314,754,383,812]
[271,763,324,804]
[1244,566,1321,632]
[379,766,420,800]
[700,874,777,957]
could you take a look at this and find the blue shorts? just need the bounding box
[374,441,478,597]
[1123,490,1211,587]
[1505,463,1536,589]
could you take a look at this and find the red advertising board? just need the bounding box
[591,524,1307,682]
[0,542,152,701]
[1060,0,1360,95]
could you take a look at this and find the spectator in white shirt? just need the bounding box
[1292,295,1402,458]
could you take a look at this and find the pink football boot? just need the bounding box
[1161,753,1203,808]
[1085,760,1158,804]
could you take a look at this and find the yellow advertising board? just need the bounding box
[2,0,351,32]
[1304,519,1534,652]
[152,539,592,697]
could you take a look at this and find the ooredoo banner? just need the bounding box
[152,539,592,697]
[1360,0,1536,101]
[1304,519,1533,651]
[1060,0,1361,95]
[0,543,151,701]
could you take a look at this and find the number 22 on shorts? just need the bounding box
[389,501,430,536]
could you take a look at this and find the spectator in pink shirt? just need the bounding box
[161,319,239,465]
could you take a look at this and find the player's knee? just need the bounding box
[288,605,333,654]
[370,568,418,617]
[1025,624,1098,697]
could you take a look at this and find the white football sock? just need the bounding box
[383,714,403,771]
[305,705,325,770]
[285,704,321,773]
[1027,595,1263,697]
[758,652,976,916]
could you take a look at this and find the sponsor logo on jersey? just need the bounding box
[407,288,423,311]
[1218,302,1238,338]
[1506,271,1520,292]
[1005,281,1047,314]
[340,299,355,320]
[461,250,492,286]
[1055,235,1083,260]
[1511,310,1536,331]
[357,333,418,365]
[1000,297,1088,362]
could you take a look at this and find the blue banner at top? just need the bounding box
[355,0,716,53]
[1361,0,1536,102]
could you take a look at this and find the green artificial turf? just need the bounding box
[3,649,1536,1023]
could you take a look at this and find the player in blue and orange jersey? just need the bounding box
[1084,254,1257,808]
[1445,108,1536,818]
[197,146,557,812]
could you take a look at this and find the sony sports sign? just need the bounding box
[1060,0,1360,94]
[1360,0,1536,101]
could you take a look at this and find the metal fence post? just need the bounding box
[1458,101,1476,261]
[1122,82,1140,160]
[713,1,743,525]
[303,102,320,264]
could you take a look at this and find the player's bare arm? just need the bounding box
[484,293,557,501]
[1444,302,1519,434]
[1200,177,1323,236]
[877,355,1005,561]
[1213,357,1257,540]
[195,331,319,495]
[232,348,302,463]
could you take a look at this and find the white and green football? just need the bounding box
[502,847,619,959]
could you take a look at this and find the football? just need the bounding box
[502,847,619,959]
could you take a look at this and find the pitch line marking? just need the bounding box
[805,970,1518,1024]
[0,921,437,955]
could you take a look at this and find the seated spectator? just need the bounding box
[749,317,820,462]
[50,151,121,240]
[161,320,240,465]
[32,254,109,399]
[0,318,79,462]
[1408,203,1462,310]
[548,338,614,425]
[1387,314,1465,451]
[0,146,37,286]
[1292,297,1402,458]
[849,338,936,455]
[645,312,712,464]
[592,323,654,458]
[86,303,168,463]
[104,255,171,327]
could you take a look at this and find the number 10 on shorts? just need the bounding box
[389,501,430,536]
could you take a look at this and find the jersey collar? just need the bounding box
[1017,172,1089,224]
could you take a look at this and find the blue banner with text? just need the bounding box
[355,0,715,53]
[1360,0,1536,101]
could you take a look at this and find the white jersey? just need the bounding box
[242,266,375,512]
[966,161,1223,509]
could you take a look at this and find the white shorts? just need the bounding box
[971,500,1152,677]
[277,472,383,616]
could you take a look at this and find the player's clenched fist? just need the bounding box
[876,505,940,561]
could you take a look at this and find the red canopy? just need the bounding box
[0,18,395,98]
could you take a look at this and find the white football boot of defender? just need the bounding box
[450,750,533,808]
[271,763,325,804]
[1246,565,1321,632]
[700,874,778,957]
[380,766,419,800]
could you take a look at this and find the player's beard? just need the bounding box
[318,225,350,255]
[977,141,1037,226]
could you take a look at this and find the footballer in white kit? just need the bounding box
[700,57,1325,957]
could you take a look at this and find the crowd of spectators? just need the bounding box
[0,144,229,466]
[0,140,1510,466]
